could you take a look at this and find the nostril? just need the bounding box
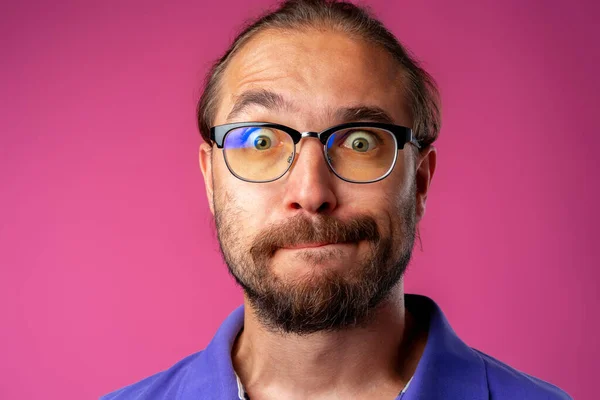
[290,202,330,212]
[317,202,330,213]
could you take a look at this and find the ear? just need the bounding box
[199,142,215,216]
[414,145,437,223]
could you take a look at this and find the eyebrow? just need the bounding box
[226,89,293,121]
[334,106,395,124]
[226,89,396,125]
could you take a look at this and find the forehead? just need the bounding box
[216,28,411,127]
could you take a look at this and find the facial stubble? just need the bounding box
[213,182,416,335]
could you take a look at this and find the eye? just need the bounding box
[254,135,271,150]
[341,130,378,152]
[244,128,279,151]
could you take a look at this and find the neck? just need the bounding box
[232,283,427,400]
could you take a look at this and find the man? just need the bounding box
[102,0,571,398]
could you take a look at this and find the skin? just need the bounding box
[199,28,437,400]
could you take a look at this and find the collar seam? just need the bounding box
[473,348,492,400]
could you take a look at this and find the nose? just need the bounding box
[282,137,338,215]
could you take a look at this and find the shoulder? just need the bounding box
[99,351,204,400]
[472,348,572,400]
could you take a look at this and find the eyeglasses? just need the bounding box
[209,122,420,184]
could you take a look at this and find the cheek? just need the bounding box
[339,186,393,224]
[339,154,411,209]
[213,151,278,232]
[337,163,413,235]
[394,149,414,181]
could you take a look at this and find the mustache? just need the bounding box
[249,214,380,257]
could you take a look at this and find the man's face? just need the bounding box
[200,29,425,334]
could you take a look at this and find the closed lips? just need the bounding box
[284,242,332,249]
[283,242,354,249]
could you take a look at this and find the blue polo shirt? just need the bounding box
[101,294,571,399]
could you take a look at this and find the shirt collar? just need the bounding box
[185,294,488,400]
[401,294,488,400]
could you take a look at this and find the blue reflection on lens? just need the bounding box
[226,127,262,149]
[327,134,335,150]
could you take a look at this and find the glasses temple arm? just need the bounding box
[410,138,421,149]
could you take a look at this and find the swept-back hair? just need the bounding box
[196,0,441,150]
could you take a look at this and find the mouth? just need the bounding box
[282,242,354,250]
[283,242,330,249]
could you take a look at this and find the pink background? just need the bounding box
[1,0,598,399]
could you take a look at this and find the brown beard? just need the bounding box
[214,183,416,335]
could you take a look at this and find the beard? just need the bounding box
[213,182,417,335]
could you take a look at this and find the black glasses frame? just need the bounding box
[209,121,421,184]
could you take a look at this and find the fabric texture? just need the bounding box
[100,294,572,400]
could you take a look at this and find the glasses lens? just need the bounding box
[223,126,295,182]
[326,127,397,182]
